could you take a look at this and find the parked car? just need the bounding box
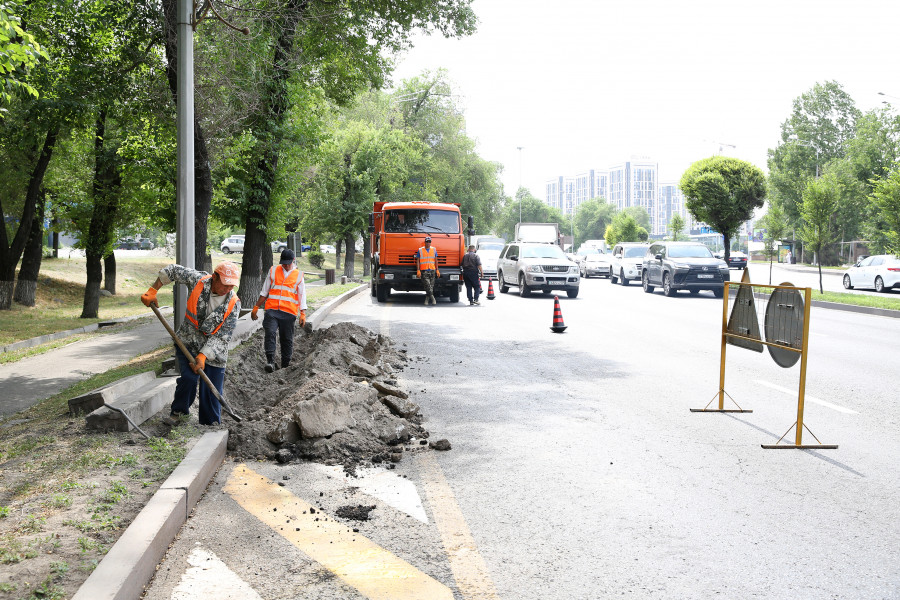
[271,240,287,253]
[220,235,245,254]
[714,250,749,269]
[842,254,900,292]
[116,237,154,250]
[476,242,503,279]
[497,242,580,298]
[580,252,612,278]
[609,242,650,285]
[573,245,598,271]
[641,241,730,297]
[319,244,336,254]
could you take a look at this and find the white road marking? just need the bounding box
[171,547,263,600]
[316,464,430,523]
[754,379,858,414]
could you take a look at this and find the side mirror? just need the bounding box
[509,255,518,261]
[655,253,663,260]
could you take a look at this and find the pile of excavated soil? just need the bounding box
[223,321,436,472]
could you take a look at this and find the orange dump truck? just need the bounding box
[370,201,473,303]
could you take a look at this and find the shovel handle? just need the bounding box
[150,303,242,422]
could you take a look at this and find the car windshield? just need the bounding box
[478,243,504,252]
[384,209,460,234]
[477,249,501,258]
[624,247,646,258]
[669,245,713,258]
[578,248,600,255]
[522,245,566,259]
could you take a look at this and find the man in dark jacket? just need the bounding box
[462,244,483,305]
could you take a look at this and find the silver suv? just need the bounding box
[609,242,650,285]
[497,242,580,298]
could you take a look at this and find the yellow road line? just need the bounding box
[224,464,453,600]
[418,452,501,599]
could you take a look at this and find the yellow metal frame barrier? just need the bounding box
[691,279,838,450]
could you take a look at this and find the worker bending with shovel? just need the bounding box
[141,262,241,426]
[250,248,307,372]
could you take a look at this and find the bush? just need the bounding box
[307,250,325,269]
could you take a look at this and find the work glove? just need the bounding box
[416,270,421,278]
[141,287,158,307]
[251,305,259,321]
[299,309,307,327]
[436,270,440,278]
[190,353,206,374]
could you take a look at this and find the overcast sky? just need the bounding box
[390,0,900,199]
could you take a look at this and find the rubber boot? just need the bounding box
[265,355,276,373]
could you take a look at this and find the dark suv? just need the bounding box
[641,242,729,297]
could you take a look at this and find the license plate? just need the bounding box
[697,274,714,279]
[549,278,566,284]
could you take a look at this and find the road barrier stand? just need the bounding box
[691,268,838,449]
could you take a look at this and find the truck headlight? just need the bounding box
[382,273,394,280]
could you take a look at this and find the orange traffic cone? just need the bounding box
[550,296,567,333]
[487,277,496,300]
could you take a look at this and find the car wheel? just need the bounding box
[376,283,389,303]
[222,247,230,254]
[642,271,654,293]
[843,274,853,290]
[567,288,579,298]
[663,272,676,296]
[542,289,553,295]
[519,274,531,297]
[875,276,885,293]
[620,269,629,286]
[713,288,724,298]
[610,269,618,284]
[690,289,700,296]
[498,270,509,293]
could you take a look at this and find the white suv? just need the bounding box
[609,242,650,285]
[220,235,245,254]
[496,242,580,298]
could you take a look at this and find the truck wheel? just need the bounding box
[498,270,509,293]
[376,283,389,303]
[449,285,460,303]
[370,279,376,296]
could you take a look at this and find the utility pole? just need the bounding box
[517,146,523,224]
[175,0,195,328]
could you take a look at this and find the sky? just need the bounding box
[389,0,900,200]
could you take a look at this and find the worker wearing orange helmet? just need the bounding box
[141,262,241,425]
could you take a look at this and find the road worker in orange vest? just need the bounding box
[415,236,441,305]
[141,262,241,425]
[250,248,307,373]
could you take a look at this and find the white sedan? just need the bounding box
[842,254,900,292]
[580,253,612,278]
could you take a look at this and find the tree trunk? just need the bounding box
[81,108,121,319]
[335,239,342,273]
[0,126,59,309]
[344,233,355,278]
[14,194,46,306]
[103,252,117,294]
[162,0,213,274]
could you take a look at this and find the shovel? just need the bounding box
[149,303,242,423]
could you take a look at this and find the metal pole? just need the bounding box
[517,146,523,224]
[175,0,195,329]
[718,281,729,409]
[795,287,812,445]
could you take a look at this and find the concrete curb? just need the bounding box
[1,306,174,354]
[811,299,900,319]
[72,285,366,599]
[72,431,227,600]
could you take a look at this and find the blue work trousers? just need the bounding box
[173,346,225,425]
[463,269,481,302]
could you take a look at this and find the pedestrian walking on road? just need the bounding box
[250,248,307,373]
[462,244,483,305]
[416,236,440,305]
[141,262,241,425]
[786,249,793,264]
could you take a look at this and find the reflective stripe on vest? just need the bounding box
[264,266,301,315]
[418,247,437,271]
[185,275,238,336]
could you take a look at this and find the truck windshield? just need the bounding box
[384,209,460,234]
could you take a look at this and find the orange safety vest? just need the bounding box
[185,275,238,336]
[418,246,437,271]
[264,265,302,315]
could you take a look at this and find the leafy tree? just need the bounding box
[668,213,685,241]
[679,156,766,264]
[604,212,646,247]
[493,188,565,243]
[799,176,839,292]
[622,206,650,231]
[573,198,615,246]
[767,81,860,237]
[871,168,900,254]
[759,202,788,284]
[0,1,47,115]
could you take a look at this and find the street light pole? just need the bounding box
[175,0,196,329]
[517,146,523,224]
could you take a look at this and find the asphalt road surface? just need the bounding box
[145,275,900,599]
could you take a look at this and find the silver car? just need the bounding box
[609,242,650,285]
[497,242,580,298]
[580,252,612,278]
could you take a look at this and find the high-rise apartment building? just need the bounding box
[606,159,659,234]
